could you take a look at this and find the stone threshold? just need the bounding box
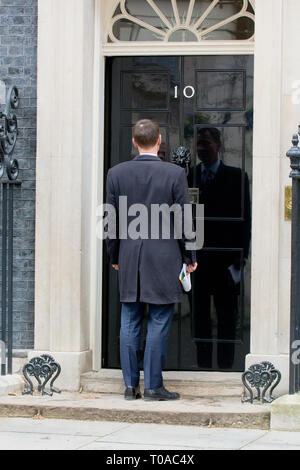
[0,392,271,430]
[80,370,244,398]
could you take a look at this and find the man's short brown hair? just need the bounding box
[197,127,221,144]
[133,119,160,149]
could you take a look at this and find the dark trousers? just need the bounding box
[195,292,238,369]
[120,302,175,389]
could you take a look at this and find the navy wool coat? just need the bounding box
[105,154,196,305]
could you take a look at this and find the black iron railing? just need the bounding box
[0,84,21,375]
[0,180,21,374]
[286,128,300,394]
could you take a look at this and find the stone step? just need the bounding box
[80,370,244,398]
[0,392,271,430]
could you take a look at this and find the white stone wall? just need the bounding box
[34,0,98,389]
[33,0,297,391]
[247,0,300,394]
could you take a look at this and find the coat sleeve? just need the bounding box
[105,169,119,265]
[173,168,197,265]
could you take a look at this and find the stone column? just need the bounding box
[32,0,98,390]
[247,0,300,395]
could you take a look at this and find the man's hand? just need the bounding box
[186,262,197,274]
[112,264,119,271]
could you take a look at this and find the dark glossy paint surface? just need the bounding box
[104,55,253,371]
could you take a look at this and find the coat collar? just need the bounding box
[133,153,161,161]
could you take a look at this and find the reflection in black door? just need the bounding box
[103,56,253,372]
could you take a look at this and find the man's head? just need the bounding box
[197,127,221,167]
[132,119,161,153]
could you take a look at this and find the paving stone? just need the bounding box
[242,430,300,450]
[0,417,299,450]
[0,417,129,437]
[99,422,267,450]
[0,431,97,451]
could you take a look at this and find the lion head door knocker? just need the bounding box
[242,361,281,404]
[171,146,191,176]
[171,146,199,204]
[23,355,61,396]
[0,85,20,180]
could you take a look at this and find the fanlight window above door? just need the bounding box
[109,0,255,42]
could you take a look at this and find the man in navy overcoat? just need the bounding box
[106,119,197,401]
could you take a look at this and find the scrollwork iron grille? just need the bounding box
[242,361,281,404]
[108,0,255,43]
[23,355,61,396]
[0,85,20,181]
[0,85,21,375]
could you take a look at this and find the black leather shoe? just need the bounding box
[124,386,142,401]
[144,386,180,401]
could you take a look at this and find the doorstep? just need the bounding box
[80,370,244,398]
[0,392,271,430]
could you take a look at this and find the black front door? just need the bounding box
[103,55,253,372]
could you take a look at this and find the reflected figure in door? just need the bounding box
[188,127,251,369]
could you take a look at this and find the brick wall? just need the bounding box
[0,0,37,349]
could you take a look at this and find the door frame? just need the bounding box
[102,42,254,57]
[91,0,255,371]
[102,55,254,372]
